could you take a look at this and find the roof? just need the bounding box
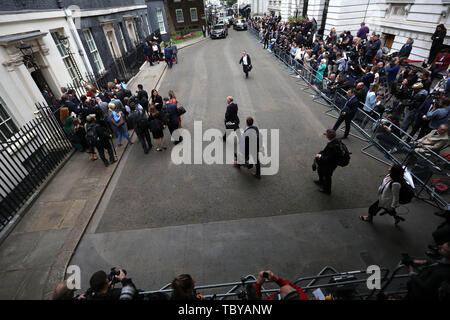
[0,30,47,46]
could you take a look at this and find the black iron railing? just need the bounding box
[0,104,73,232]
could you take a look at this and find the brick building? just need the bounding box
[164,0,206,34]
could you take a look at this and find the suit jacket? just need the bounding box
[342,96,360,117]
[162,103,179,126]
[398,43,412,58]
[225,103,240,126]
[239,55,252,66]
[416,130,449,154]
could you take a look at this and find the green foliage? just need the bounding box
[226,0,237,5]
[288,16,306,24]
[181,27,191,36]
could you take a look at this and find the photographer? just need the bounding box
[253,270,308,300]
[85,269,137,300]
[404,241,450,300]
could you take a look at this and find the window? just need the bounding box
[190,8,198,22]
[83,29,104,74]
[157,9,166,34]
[145,14,152,35]
[176,9,184,23]
[51,31,82,86]
[126,20,138,47]
[118,22,128,52]
[0,99,19,142]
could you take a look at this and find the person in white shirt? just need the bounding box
[239,51,252,79]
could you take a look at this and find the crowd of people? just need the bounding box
[142,32,178,69]
[58,79,184,166]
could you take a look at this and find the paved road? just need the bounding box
[71,30,440,294]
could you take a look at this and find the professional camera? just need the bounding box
[108,267,127,286]
[401,253,414,267]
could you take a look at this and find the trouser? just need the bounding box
[317,166,333,193]
[166,56,173,68]
[137,129,152,153]
[147,55,154,66]
[173,52,178,64]
[264,39,269,49]
[368,200,396,217]
[168,122,182,143]
[401,110,417,133]
[243,65,249,78]
[97,141,115,164]
[114,124,131,143]
[333,114,354,137]
[409,120,432,140]
[376,134,398,151]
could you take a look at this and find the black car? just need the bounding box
[210,24,228,39]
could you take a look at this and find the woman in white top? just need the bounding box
[360,164,406,225]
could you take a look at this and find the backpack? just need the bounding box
[136,115,149,133]
[336,140,351,167]
[85,123,99,147]
[399,180,415,204]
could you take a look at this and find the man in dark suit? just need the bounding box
[162,97,182,144]
[314,129,341,194]
[136,84,149,112]
[223,96,240,141]
[398,38,414,61]
[332,88,360,138]
[239,51,252,78]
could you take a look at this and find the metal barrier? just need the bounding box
[0,104,74,231]
[247,26,450,209]
[138,264,411,300]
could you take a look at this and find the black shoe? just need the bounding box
[318,188,331,194]
[313,180,322,186]
[342,135,348,139]
[104,161,110,167]
[144,149,149,154]
[110,158,117,164]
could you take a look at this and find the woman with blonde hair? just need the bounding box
[108,103,133,147]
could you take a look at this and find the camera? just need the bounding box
[108,267,127,286]
[401,253,414,267]
[263,272,269,279]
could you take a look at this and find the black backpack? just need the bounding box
[136,114,149,133]
[399,180,415,204]
[336,140,351,167]
[85,123,99,147]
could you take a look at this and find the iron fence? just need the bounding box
[0,104,73,232]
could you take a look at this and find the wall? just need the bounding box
[146,0,170,42]
[166,0,206,33]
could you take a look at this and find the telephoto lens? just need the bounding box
[119,283,136,300]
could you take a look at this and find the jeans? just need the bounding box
[401,110,417,133]
[114,124,131,143]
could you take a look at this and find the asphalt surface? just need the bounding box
[70,29,441,294]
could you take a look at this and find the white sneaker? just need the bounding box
[296,75,301,79]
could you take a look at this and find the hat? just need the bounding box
[412,82,424,90]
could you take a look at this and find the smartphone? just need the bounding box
[263,272,269,279]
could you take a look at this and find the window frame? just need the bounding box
[157,9,167,34]
[0,98,19,142]
[175,9,184,23]
[82,28,105,74]
[190,8,198,22]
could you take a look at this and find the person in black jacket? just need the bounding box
[170,274,205,300]
[85,115,116,167]
[162,97,182,144]
[136,84,149,112]
[398,38,414,61]
[314,129,341,194]
[151,89,163,112]
[128,103,152,154]
[223,96,240,141]
[429,24,447,64]
[332,88,360,138]
[405,241,450,301]
[239,51,252,78]
[85,269,137,300]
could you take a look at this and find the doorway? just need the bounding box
[383,33,395,50]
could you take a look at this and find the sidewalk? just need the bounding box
[0,35,208,300]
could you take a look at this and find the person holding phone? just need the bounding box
[253,270,308,300]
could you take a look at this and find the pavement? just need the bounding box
[68,29,442,296]
[0,35,208,300]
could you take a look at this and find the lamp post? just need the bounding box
[57,34,84,85]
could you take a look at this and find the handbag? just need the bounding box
[176,106,186,116]
[225,121,238,129]
[112,112,125,127]
[248,64,253,71]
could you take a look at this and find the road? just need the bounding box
[70,29,440,294]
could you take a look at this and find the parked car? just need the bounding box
[233,19,247,31]
[210,23,228,39]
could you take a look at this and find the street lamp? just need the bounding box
[18,42,37,69]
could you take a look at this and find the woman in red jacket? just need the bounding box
[254,270,308,300]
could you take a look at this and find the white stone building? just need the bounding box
[254,0,450,61]
[0,9,89,138]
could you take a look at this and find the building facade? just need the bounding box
[0,0,165,136]
[164,0,206,34]
[255,0,450,61]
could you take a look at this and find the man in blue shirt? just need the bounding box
[386,58,401,88]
